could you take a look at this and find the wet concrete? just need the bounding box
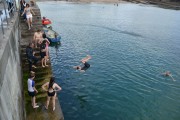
[20,4,64,120]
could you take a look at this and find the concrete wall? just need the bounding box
[0,12,24,120]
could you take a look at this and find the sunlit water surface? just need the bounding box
[38,2,180,120]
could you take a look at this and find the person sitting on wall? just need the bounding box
[26,43,38,73]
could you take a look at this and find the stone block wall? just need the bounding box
[0,12,24,120]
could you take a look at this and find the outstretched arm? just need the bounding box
[81,55,91,63]
[169,75,175,81]
[21,9,26,16]
[31,8,35,15]
[42,82,49,91]
[54,83,62,91]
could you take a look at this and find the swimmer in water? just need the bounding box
[73,55,91,72]
[162,71,175,81]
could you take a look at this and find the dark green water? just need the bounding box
[38,2,180,120]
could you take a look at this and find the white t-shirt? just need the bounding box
[28,79,35,92]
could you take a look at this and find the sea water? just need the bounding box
[38,2,180,120]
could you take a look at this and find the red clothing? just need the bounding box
[42,19,51,25]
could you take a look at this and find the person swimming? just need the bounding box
[73,55,91,72]
[162,71,175,81]
[163,71,171,76]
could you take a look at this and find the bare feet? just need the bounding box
[32,103,38,107]
[42,65,45,68]
[33,105,39,108]
[30,71,35,74]
[32,65,37,68]
[53,107,55,111]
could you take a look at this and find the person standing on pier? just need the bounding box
[27,74,39,108]
[42,33,50,61]
[40,40,48,67]
[33,29,43,48]
[42,77,62,111]
[21,3,35,30]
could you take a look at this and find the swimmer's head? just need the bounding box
[76,66,80,70]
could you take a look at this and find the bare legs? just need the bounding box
[27,18,31,30]
[46,47,49,61]
[30,17,33,27]
[45,96,50,109]
[52,94,56,111]
[81,55,91,63]
[41,56,47,67]
[32,96,38,108]
[45,93,56,111]
[27,17,33,30]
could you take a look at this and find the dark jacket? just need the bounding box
[26,46,33,59]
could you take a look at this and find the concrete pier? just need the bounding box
[20,4,64,120]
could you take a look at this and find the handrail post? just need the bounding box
[3,0,9,28]
[0,10,5,38]
[13,0,17,11]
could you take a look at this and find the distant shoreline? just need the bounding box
[124,0,180,10]
[36,0,180,10]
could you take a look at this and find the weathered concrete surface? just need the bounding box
[0,12,25,120]
[20,4,64,120]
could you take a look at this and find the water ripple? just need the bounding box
[61,22,143,38]
[38,2,180,120]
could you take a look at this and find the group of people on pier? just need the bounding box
[21,0,93,111]
[26,38,62,110]
[20,0,62,111]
